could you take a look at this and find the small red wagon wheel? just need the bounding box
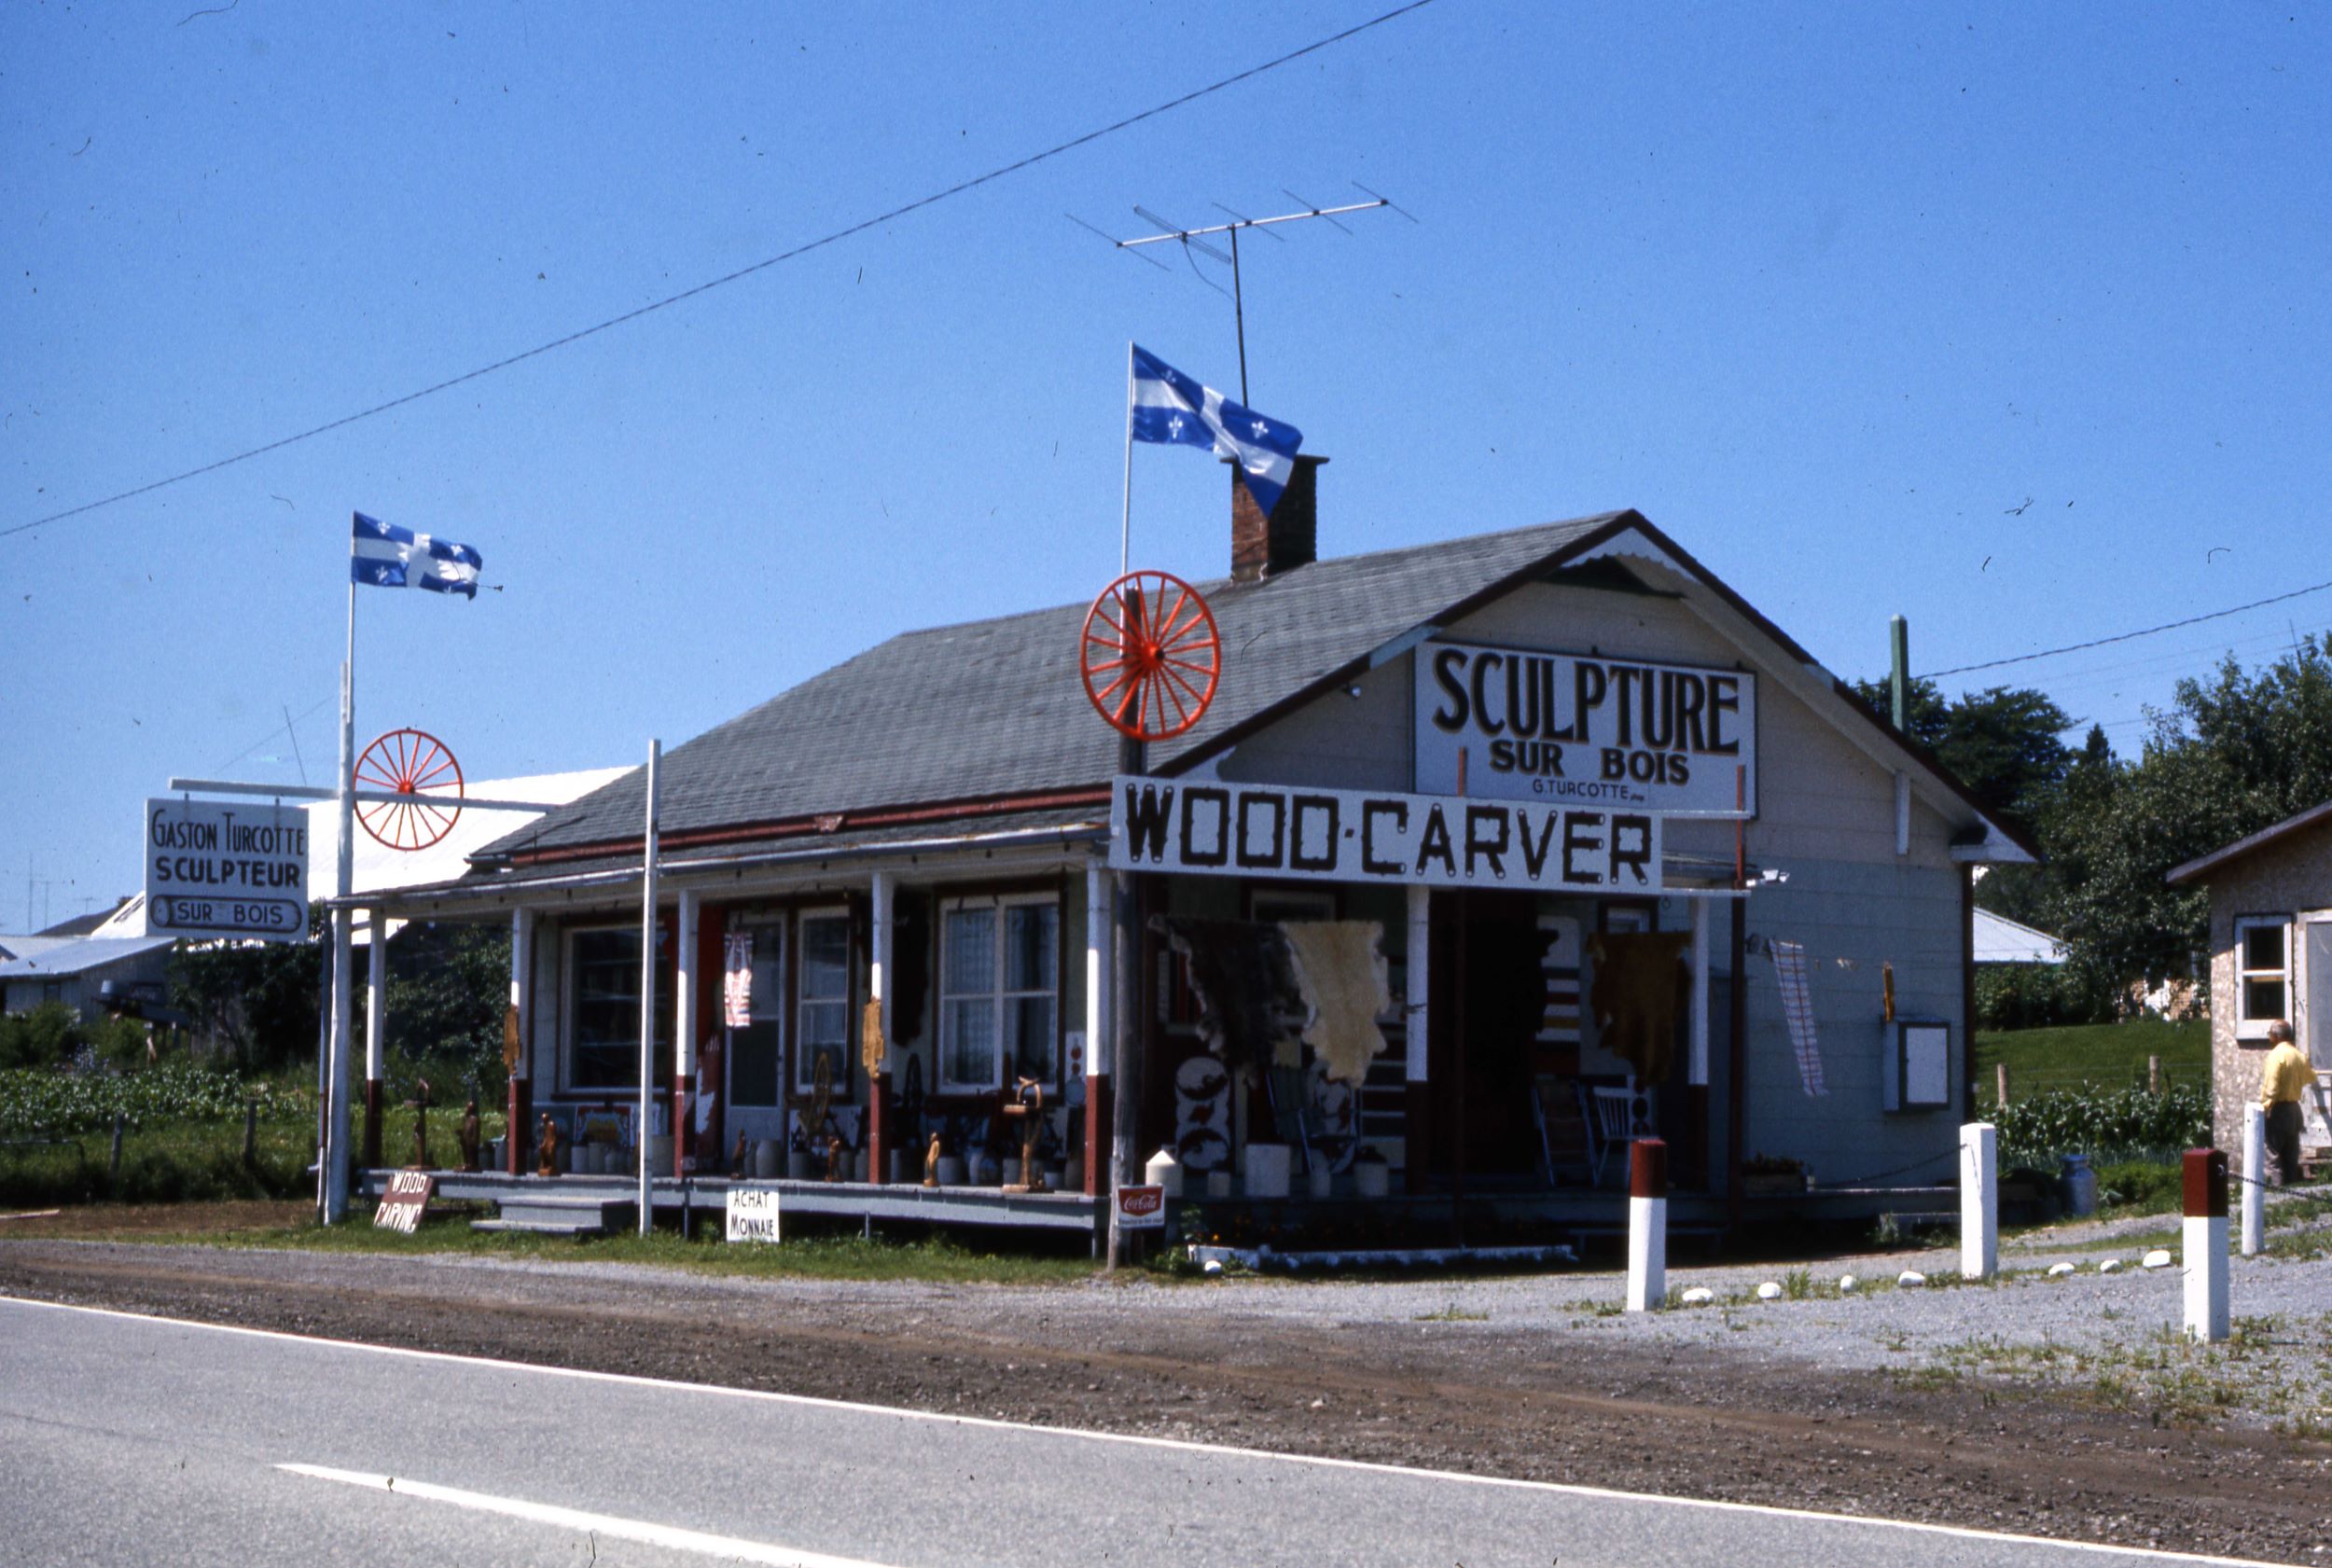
[1080,570,1222,742]
[354,728,465,851]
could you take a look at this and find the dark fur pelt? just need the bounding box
[1157,917,1304,1082]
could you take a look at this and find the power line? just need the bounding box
[5,1,1437,543]
[1920,576,2332,679]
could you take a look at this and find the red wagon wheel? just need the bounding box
[354,728,465,851]
[1079,570,1222,742]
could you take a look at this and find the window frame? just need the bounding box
[793,905,855,1098]
[937,891,1062,1095]
[562,921,673,1092]
[2235,914,2290,1043]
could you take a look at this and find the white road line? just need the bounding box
[277,1464,895,1567]
[1,1295,2287,1568]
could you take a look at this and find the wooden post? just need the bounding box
[2183,1148,2230,1342]
[2148,1054,2162,1095]
[1625,1138,1668,1311]
[1960,1121,1998,1281]
[108,1111,124,1190]
[242,1102,258,1169]
[1106,736,1145,1270]
[1996,1062,2010,1107]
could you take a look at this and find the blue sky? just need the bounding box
[5,2,2328,926]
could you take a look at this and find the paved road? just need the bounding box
[0,1296,2288,1568]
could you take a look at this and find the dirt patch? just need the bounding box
[0,1200,308,1237]
[2,1237,2327,1565]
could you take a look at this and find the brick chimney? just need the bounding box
[1229,454,1326,583]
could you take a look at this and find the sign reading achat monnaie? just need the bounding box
[144,798,310,941]
[1414,639,1756,815]
[726,1186,781,1244]
[1108,779,1661,895]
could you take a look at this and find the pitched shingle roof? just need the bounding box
[478,513,1628,864]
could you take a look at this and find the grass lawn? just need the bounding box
[1974,1018,2209,1102]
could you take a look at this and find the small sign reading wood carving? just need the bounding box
[372,1169,434,1233]
[1115,1184,1166,1230]
[726,1186,781,1244]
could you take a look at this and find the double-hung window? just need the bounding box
[2236,916,2289,1041]
[795,909,853,1095]
[939,895,1059,1092]
[566,924,673,1089]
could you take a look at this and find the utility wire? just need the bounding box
[5,0,1436,543]
[1921,576,2332,679]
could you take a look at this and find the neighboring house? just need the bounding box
[2166,803,2332,1160]
[0,934,177,1022]
[359,479,2034,1234]
[1972,909,2065,965]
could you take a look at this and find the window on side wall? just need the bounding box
[566,925,673,1090]
[795,909,853,1096]
[939,895,1059,1093]
[2235,916,2288,1042]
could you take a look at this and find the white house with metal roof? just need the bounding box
[355,471,2033,1246]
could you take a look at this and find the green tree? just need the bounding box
[0,1001,85,1070]
[1851,675,2072,834]
[382,921,511,1103]
[2043,636,2332,1000]
[169,935,323,1075]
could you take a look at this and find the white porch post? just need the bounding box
[674,889,700,1179]
[364,912,388,1169]
[507,909,534,1175]
[868,868,893,1184]
[636,741,659,1236]
[1084,859,1111,1197]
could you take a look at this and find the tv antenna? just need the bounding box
[1070,185,1415,402]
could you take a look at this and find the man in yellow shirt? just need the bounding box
[2260,1020,2312,1186]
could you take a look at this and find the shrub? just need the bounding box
[1992,1083,2209,1164]
[0,1003,85,1070]
[1975,964,2116,1032]
[0,1061,312,1138]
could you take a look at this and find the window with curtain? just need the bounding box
[727,923,784,1107]
[796,910,852,1094]
[939,895,1058,1091]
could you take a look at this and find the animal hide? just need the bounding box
[1281,921,1391,1085]
[1587,931,1690,1088]
[1159,917,1304,1082]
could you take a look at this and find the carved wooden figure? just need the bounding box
[923,1131,943,1187]
[536,1113,560,1177]
[455,1100,482,1173]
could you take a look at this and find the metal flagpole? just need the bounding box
[637,739,660,1237]
[1119,340,1135,579]
[325,574,356,1222]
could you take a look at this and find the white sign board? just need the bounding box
[1415,640,1756,814]
[726,1186,782,1244]
[1109,778,1660,895]
[145,798,310,941]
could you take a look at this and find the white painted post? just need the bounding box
[2241,1103,2266,1257]
[2183,1148,2230,1342]
[1084,860,1109,1196]
[1626,1138,1668,1311]
[1959,1122,1997,1281]
[323,601,356,1223]
[365,912,387,1168]
[507,909,534,1176]
[674,888,699,1179]
[636,741,659,1237]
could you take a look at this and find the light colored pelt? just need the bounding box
[1282,921,1390,1084]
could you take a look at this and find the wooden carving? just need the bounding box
[455,1100,481,1173]
[535,1112,560,1177]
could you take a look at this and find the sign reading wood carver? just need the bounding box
[1115,1184,1166,1230]
[144,798,310,941]
[1414,640,1756,815]
[1109,779,1661,895]
[726,1186,781,1244]
[372,1169,433,1233]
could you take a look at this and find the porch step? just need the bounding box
[474,1193,634,1238]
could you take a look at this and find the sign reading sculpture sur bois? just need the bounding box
[1109,778,1661,895]
[145,798,311,941]
[1414,639,1756,815]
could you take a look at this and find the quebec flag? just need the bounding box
[351,512,483,598]
[1130,345,1304,519]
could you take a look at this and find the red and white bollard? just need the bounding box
[1960,1121,1998,1281]
[1626,1137,1667,1312]
[2183,1147,2229,1343]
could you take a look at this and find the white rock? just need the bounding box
[1679,1286,1715,1305]
[1756,1282,1784,1300]
[2047,1262,2076,1277]
[2098,1258,2122,1273]
[1838,1274,1859,1294]
[1201,1259,1225,1276]
[2142,1249,2174,1270]
[1897,1270,1927,1288]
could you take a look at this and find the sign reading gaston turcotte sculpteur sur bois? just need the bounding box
[1109,779,1661,895]
[144,798,310,941]
[1414,639,1756,815]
